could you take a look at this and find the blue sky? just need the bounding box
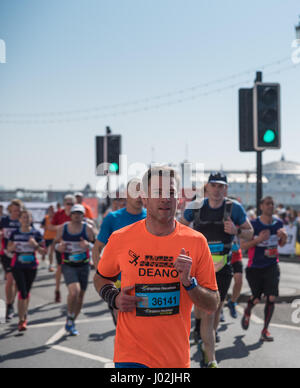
[0,0,299,190]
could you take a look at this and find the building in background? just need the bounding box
[191,156,300,209]
[1,157,300,210]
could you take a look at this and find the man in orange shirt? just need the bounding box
[94,166,219,368]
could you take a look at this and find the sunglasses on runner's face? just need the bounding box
[65,203,74,206]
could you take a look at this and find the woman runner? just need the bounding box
[7,210,45,332]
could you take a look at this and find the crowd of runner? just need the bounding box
[0,168,289,368]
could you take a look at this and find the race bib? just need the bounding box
[264,247,278,258]
[18,255,35,264]
[135,283,180,317]
[68,252,88,263]
[208,243,225,254]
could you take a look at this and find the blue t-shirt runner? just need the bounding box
[97,207,147,245]
[95,206,147,326]
[97,207,147,282]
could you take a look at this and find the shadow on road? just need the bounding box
[0,345,49,364]
[216,335,263,363]
[89,329,116,342]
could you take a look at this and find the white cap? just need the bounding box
[71,204,85,214]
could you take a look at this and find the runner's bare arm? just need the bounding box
[189,285,220,314]
[86,224,95,241]
[277,228,288,247]
[225,218,253,239]
[92,239,105,267]
[94,271,114,293]
[240,229,270,250]
[237,219,254,241]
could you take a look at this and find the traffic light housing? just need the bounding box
[107,135,121,175]
[96,136,104,167]
[239,88,255,152]
[95,134,122,175]
[253,83,281,150]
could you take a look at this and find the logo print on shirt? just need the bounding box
[129,250,140,266]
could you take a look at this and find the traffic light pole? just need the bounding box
[105,127,110,209]
[255,71,263,215]
[256,150,263,215]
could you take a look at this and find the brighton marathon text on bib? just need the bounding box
[135,282,180,317]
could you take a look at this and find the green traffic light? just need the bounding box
[263,129,276,143]
[109,163,119,172]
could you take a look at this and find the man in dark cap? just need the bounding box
[180,172,253,368]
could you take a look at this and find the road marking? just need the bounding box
[45,327,66,346]
[51,345,113,364]
[104,362,115,368]
[30,316,111,329]
[269,323,300,332]
[44,316,114,365]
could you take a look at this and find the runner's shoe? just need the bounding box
[65,321,79,336]
[260,329,274,342]
[18,320,27,332]
[6,305,14,322]
[227,299,238,319]
[207,361,219,369]
[69,325,79,336]
[241,310,251,330]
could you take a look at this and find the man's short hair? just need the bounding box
[9,199,23,208]
[260,196,274,205]
[142,166,181,197]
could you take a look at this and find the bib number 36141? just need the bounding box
[135,283,180,317]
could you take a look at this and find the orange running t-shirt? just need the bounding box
[98,219,218,368]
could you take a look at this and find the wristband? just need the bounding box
[99,284,120,310]
[183,277,198,291]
